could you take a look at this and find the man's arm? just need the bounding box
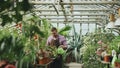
[60,36,67,49]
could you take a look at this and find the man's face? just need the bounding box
[51,30,58,37]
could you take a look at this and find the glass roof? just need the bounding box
[29,0,120,24]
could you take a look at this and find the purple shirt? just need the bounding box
[47,35,67,46]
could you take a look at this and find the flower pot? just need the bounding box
[114,62,119,67]
[104,55,111,62]
[39,57,52,64]
[118,63,120,68]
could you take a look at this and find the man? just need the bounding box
[47,27,67,68]
[47,27,67,49]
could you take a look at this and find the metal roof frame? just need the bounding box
[29,0,120,24]
[30,1,120,5]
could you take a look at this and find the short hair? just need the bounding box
[51,27,57,32]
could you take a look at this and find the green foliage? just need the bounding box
[0,28,26,62]
[115,59,120,63]
[0,0,32,26]
[0,14,51,68]
[57,48,66,55]
[64,25,83,63]
[41,19,52,38]
[22,14,46,39]
[82,30,115,68]
[110,36,120,53]
[58,25,71,37]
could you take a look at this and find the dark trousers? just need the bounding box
[50,55,63,68]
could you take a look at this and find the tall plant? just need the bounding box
[0,25,28,68]
[63,25,83,63]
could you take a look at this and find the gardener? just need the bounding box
[47,27,67,68]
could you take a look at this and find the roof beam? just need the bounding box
[52,3,59,15]
[33,9,112,11]
[38,14,107,16]
[50,20,102,22]
[51,22,99,24]
[41,17,103,20]
[50,21,101,23]
[40,17,104,19]
[30,1,120,5]
[59,0,68,22]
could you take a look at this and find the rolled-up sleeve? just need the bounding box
[61,36,67,46]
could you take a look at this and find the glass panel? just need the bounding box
[89,24,95,32]
[59,23,65,29]
[51,23,57,27]
[74,23,80,34]
[82,24,88,35]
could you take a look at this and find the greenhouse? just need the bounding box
[1,0,120,68]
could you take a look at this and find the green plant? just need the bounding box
[110,36,120,54]
[115,59,120,63]
[58,25,71,37]
[0,0,32,26]
[63,25,84,63]
[0,13,51,68]
[0,1,50,68]
[0,26,30,68]
[81,29,115,68]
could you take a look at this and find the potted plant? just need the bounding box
[36,46,54,65]
[81,29,115,68]
[64,25,83,68]
[114,59,120,68]
[103,47,113,62]
[114,59,119,67]
[103,54,112,62]
[0,26,28,68]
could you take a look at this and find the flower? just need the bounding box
[97,40,103,45]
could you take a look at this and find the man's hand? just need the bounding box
[59,45,67,49]
[5,64,16,68]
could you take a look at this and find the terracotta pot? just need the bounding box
[39,57,52,64]
[118,63,120,68]
[104,55,111,62]
[114,62,119,67]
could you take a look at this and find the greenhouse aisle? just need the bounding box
[0,0,120,68]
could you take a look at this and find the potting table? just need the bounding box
[101,61,110,68]
[35,61,53,68]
